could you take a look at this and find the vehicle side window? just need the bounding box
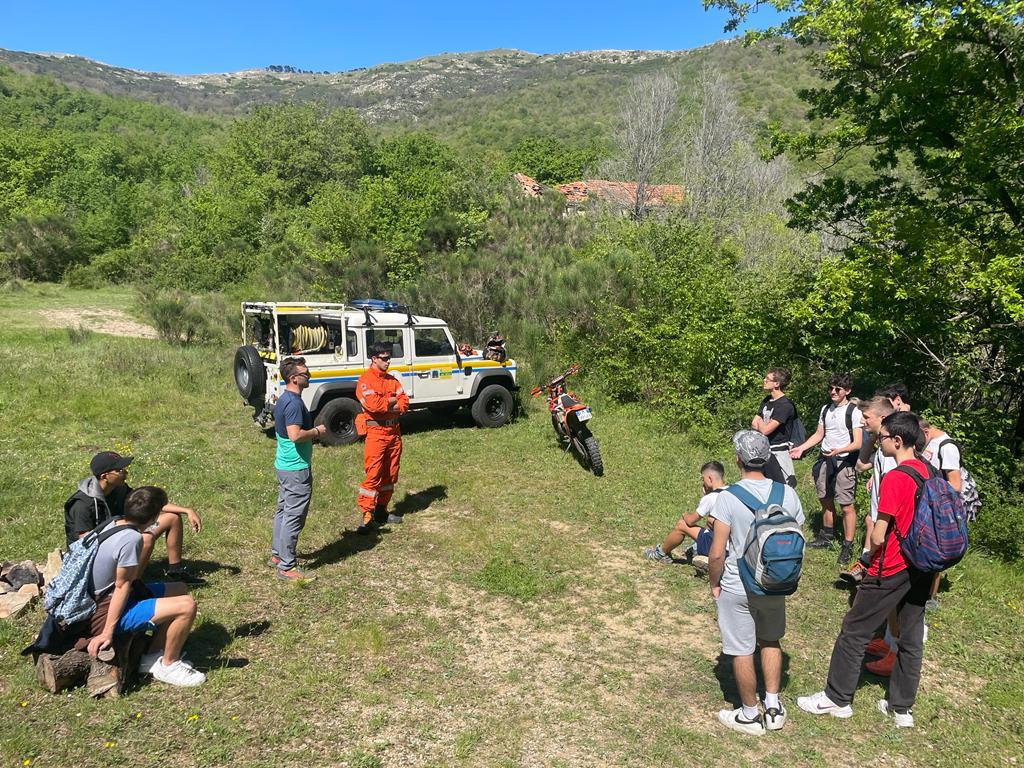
[414,328,454,358]
[366,328,405,359]
[346,330,358,357]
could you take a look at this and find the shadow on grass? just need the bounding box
[186,619,269,671]
[143,558,242,583]
[390,484,447,516]
[299,485,447,568]
[713,650,792,708]
[301,526,387,568]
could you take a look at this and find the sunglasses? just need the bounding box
[828,385,846,392]
[375,355,391,362]
[878,433,896,442]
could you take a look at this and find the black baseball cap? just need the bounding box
[91,451,133,476]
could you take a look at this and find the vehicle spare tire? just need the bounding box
[315,397,362,445]
[234,345,265,407]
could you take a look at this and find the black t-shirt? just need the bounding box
[65,484,131,545]
[758,395,796,447]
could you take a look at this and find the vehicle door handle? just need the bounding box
[417,372,430,378]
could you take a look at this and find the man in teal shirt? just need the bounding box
[270,357,325,581]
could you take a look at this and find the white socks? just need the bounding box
[764,692,780,710]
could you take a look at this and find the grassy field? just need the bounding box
[1,284,1022,768]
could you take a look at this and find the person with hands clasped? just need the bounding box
[79,486,205,687]
[270,356,326,582]
[355,342,410,534]
[790,373,863,565]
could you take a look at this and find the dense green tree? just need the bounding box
[503,136,602,184]
[711,1,1024,462]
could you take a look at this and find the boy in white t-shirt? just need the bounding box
[790,373,863,565]
[645,461,727,569]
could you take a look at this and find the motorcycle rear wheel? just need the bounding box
[583,435,603,476]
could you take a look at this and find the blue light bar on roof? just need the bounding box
[350,299,405,313]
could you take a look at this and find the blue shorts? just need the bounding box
[114,582,166,635]
[695,528,714,557]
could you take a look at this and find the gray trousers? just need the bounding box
[273,468,312,570]
[824,567,930,710]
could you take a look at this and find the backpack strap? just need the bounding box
[936,438,958,471]
[83,517,127,547]
[725,483,784,513]
[845,402,855,443]
[725,484,763,512]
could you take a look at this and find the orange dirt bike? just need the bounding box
[531,364,604,476]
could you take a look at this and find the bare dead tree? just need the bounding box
[679,67,792,221]
[614,72,679,219]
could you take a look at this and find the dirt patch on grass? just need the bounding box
[37,307,157,339]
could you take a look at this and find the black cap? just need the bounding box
[91,451,133,476]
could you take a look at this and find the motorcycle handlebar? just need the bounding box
[535,364,580,392]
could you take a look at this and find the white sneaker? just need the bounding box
[877,698,914,728]
[764,701,787,730]
[151,658,206,687]
[717,707,765,736]
[137,651,162,674]
[797,691,853,718]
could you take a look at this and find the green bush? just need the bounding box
[971,487,1024,563]
[137,287,227,345]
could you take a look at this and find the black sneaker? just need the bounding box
[837,542,853,566]
[166,566,206,585]
[808,533,833,549]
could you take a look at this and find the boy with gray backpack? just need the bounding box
[709,431,805,736]
[45,486,206,687]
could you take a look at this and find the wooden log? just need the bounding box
[37,632,147,697]
[87,657,120,698]
[36,650,91,693]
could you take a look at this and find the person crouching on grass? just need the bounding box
[79,486,206,687]
[798,411,932,728]
[644,460,727,570]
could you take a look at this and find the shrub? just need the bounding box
[971,487,1024,563]
[137,287,225,345]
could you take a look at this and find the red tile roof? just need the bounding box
[556,179,684,207]
[512,173,683,208]
[513,172,543,198]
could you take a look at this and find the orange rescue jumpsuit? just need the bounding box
[355,365,410,524]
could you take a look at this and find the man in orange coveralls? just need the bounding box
[355,342,410,534]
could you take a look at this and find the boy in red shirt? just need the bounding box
[798,411,931,728]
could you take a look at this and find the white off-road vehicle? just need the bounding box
[233,300,517,444]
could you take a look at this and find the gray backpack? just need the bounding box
[43,520,123,627]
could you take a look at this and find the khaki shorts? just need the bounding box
[813,457,857,505]
[716,589,786,656]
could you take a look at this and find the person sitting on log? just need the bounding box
[78,486,206,687]
[64,451,204,584]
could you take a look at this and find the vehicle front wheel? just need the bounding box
[315,398,362,445]
[471,384,514,429]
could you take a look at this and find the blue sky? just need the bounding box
[1,1,787,74]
